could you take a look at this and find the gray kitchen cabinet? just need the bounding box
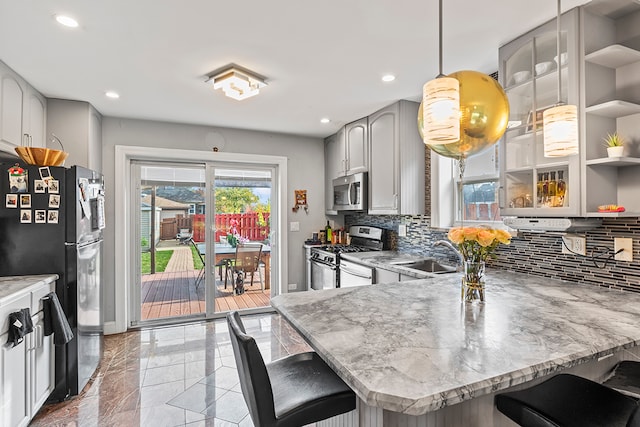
[0,279,55,427]
[499,2,640,218]
[344,117,368,175]
[47,99,103,172]
[326,118,368,183]
[499,8,581,217]
[0,60,47,155]
[374,266,399,284]
[324,131,341,214]
[368,100,425,215]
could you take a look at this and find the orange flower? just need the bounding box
[495,229,512,245]
[476,229,495,247]
[447,227,465,244]
[462,227,478,241]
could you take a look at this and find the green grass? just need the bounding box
[141,250,174,274]
[190,245,204,270]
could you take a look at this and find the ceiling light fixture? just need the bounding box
[382,74,396,82]
[422,0,460,146]
[543,0,578,157]
[105,91,120,99]
[55,15,79,28]
[320,118,330,124]
[206,66,267,101]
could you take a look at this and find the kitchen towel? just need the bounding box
[43,292,73,345]
[7,308,34,348]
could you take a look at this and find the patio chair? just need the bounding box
[229,242,263,294]
[189,238,206,289]
[177,228,192,245]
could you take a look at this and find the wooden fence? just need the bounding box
[160,215,192,240]
[160,213,270,243]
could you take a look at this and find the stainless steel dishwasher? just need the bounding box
[339,258,375,287]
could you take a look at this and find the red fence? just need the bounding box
[191,212,270,243]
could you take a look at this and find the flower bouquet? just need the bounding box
[447,227,512,302]
[226,219,243,247]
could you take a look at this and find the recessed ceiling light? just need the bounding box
[320,118,330,124]
[382,74,396,82]
[55,15,79,28]
[105,91,120,99]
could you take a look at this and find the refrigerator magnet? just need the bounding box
[49,194,60,208]
[5,194,17,208]
[20,209,32,223]
[20,194,31,208]
[35,210,46,224]
[34,180,46,193]
[8,164,28,193]
[47,210,58,224]
[39,166,53,183]
[48,180,59,194]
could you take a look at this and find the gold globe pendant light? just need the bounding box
[419,0,509,161]
[422,0,460,146]
[419,71,510,159]
[543,0,578,157]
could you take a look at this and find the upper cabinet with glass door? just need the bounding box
[499,8,580,217]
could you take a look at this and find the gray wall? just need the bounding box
[101,117,325,324]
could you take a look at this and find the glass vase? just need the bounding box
[461,260,485,303]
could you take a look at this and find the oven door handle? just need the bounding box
[340,266,372,280]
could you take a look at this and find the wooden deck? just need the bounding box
[140,269,270,321]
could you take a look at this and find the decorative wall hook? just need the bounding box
[292,190,308,214]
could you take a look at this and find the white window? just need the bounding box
[188,204,196,215]
[431,144,502,228]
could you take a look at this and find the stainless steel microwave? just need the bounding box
[332,172,367,211]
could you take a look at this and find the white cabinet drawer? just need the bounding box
[30,281,55,315]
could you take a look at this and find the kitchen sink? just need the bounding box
[390,259,456,274]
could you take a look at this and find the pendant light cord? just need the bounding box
[438,0,444,78]
[556,0,562,105]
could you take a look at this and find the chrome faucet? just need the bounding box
[434,240,464,270]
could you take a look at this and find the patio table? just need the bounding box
[197,242,271,289]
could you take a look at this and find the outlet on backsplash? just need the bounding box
[562,235,586,256]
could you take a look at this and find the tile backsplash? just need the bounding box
[346,214,640,293]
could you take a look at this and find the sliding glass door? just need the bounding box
[129,160,275,326]
[209,166,273,314]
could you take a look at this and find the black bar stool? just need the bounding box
[227,311,356,427]
[495,373,640,427]
[603,361,640,398]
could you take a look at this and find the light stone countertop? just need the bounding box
[271,271,640,415]
[0,275,59,305]
[340,250,454,279]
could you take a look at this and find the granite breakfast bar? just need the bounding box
[271,271,640,427]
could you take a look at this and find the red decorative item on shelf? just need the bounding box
[597,204,625,213]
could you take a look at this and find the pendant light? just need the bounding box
[543,0,578,157]
[422,0,460,146]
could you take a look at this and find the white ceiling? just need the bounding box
[0,0,591,139]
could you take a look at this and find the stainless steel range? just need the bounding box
[310,225,385,290]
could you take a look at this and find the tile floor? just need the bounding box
[31,313,313,427]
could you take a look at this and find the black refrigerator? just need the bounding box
[0,163,104,401]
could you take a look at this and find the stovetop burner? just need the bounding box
[315,244,372,254]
